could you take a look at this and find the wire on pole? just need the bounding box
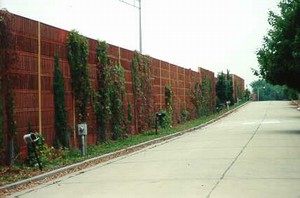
[117,0,140,9]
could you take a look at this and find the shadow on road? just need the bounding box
[271,129,300,135]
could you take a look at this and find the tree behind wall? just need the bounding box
[225,70,234,104]
[216,72,226,104]
[216,71,234,105]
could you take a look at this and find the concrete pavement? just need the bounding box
[9,101,300,198]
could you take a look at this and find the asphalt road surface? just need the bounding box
[9,101,300,198]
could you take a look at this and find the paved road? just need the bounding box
[9,101,300,198]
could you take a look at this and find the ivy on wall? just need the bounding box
[160,85,173,128]
[200,76,213,116]
[131,51,154,133]
[67,30,90,124]
[190,76,214,118]
[126,102,133,135]
[95,41,126,141]
[53,53,68,148]
[0,11,18,165]
[110,63,125,140]
[190,82,202,118]
[95,41,112,142]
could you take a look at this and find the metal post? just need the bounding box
[139,0,142,53]
[117,0,142,53]
[38,22,42,135]
[32,142,42,171]
[81,135,87,156]
[155,116,158,134]
[257,86,265,101]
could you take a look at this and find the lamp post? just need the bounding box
[257,86,265,101]
[118,0,142,53]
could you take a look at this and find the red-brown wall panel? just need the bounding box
[2,12,247,163]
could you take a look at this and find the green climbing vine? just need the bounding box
[190,82,202,118]
[131,51,154,133]
[95,41,112,142]
[53,53,68,148]
[190,76,214,118]
[0,11,18,165]
[110,63,125,140]
[160,85,173,128]
[67,30,90,123]
[95,41,126,141]
[200,76,213,116]
[126,101,133,135]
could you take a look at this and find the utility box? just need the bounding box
[78,123,87,136]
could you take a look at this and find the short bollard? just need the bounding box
[23,133,42,171]
[155,111,166,134]
[78,123,87,156]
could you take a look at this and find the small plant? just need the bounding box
[181,109,190,122]
[25,133,49,167]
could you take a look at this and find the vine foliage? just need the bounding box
[53,53,68,148]
[160,85,173,128]
[110,63,125,140]
[95,41,111,142]
[191,76,214,118]
[190,82,202,118]
[95,41,126,141]
[200,76,214,116]
[67,30,90,123]
[0,11,18,165]
[131,51,154,133]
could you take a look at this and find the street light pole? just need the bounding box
[117,0,142,53]
[257,86,265,101]
[139,0,142,53]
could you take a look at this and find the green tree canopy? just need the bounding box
[216,70,234,105]
[250,79,298,101]
[216,72,226,104]
[256,0,300,91]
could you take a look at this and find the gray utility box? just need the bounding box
[78,123,87,136]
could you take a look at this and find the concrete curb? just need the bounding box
[0,102,249,191]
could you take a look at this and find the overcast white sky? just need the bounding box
[1,0,280,88]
